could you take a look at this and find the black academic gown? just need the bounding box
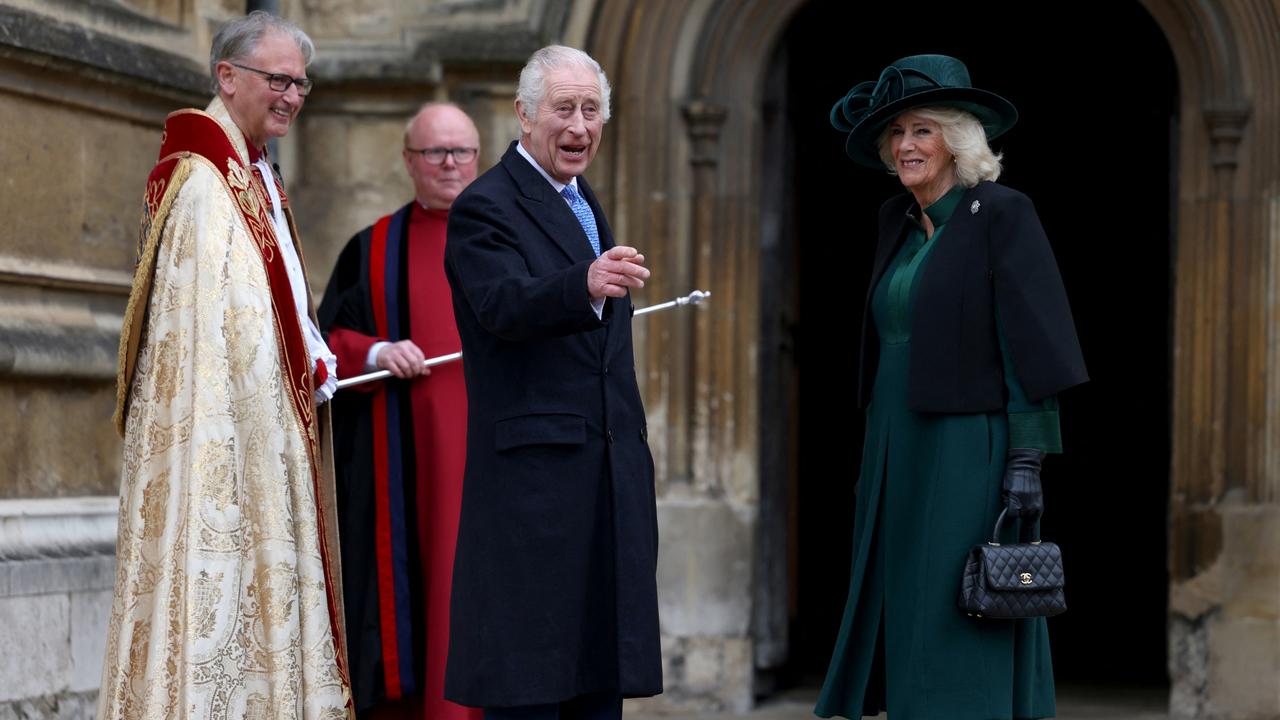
[317,211,425,712]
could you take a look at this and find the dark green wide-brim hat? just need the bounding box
[831,54,1018,169]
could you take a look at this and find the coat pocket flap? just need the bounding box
[495,413,587,451]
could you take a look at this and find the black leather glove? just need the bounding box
[1002,448,1046,520]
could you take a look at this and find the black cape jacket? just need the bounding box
[859,181,1088,411]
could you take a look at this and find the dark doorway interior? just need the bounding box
[758,0,1177,694]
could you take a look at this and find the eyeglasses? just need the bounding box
[405,146,479,165]
[230,62,314,96]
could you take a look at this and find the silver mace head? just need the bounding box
[634,289,712,316]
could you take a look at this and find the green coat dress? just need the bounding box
[815,186,1058,720]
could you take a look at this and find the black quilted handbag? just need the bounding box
[958,508,1066,619]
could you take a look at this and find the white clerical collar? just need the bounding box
[516,140,580,196]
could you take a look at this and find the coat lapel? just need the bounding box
[866,196,914,308]
[935,185,981,246]
[501,144,598,265]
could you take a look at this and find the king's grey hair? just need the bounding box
[209,11,315,95]
[516,45,611,123]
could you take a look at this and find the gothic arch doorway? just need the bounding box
[586,0,1242,709]
[763,0,1177,690]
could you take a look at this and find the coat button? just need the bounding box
[607,430,614,444]
[603,366,610,376]
[640,427,647,442]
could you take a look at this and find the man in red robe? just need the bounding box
[318,103,482,720]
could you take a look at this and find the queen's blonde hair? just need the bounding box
[877,106,1003,187]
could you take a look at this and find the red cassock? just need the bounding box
[319,202,479,720]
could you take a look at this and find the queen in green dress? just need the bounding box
[814,55,1089,720]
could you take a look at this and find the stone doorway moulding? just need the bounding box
[585,0,1280,715]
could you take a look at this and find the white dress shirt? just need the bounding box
[254,157,338,404]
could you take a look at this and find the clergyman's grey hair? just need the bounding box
[209,11,315,95]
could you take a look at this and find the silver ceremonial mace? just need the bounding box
[334,289,711,391]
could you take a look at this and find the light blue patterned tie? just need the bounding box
[561,184,601,257]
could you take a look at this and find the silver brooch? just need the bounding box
[970,200,981,215]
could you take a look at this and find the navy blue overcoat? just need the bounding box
[443,141,662,708]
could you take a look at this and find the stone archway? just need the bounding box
[1139,3,1280,716]
[587,1,805,711]
[585,0,1280,715]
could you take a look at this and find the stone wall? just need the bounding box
[1168,500,1280,719]
[0,2,211,502]
[0,498,117,719]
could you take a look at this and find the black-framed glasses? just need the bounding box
[405,146,479,165]
[230,62,313,96]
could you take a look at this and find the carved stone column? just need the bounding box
[682,99,727,493]
[1160,3,1280,714]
